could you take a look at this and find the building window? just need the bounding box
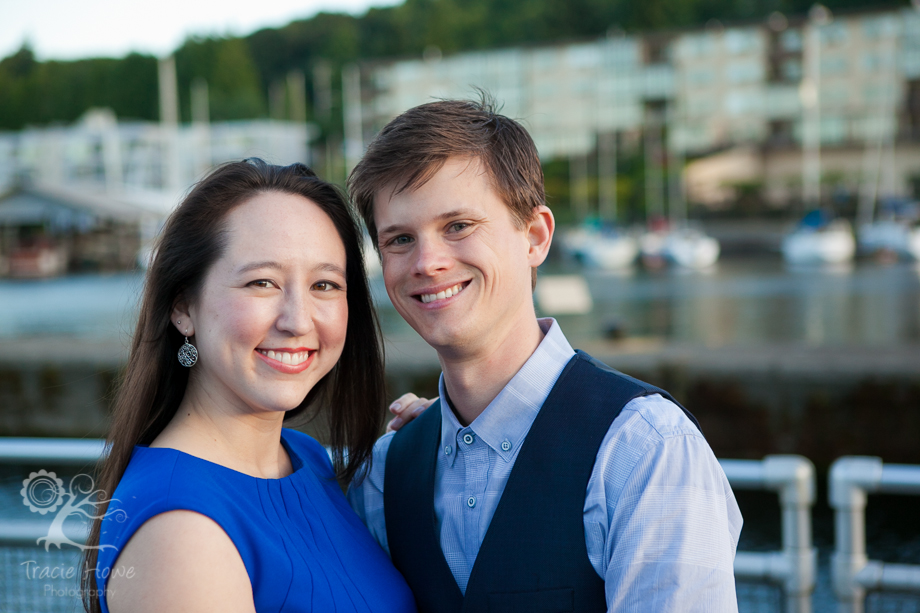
[783,59,803,81]
[725,29,761,54]
[727,60,764,84]
[820,23,849,45]
[780,29,803,52]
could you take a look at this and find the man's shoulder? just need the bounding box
[617,394,703,441]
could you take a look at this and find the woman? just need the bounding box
[82,160,417,612]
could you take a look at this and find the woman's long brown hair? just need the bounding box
[81,159,385,612]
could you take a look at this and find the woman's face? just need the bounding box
[178,191,349,417]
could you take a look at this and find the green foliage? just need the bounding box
[0,46,158,129]
[175,37,265,121]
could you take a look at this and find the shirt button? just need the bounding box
[501,440,512,452]
[467,496,476,508]
[462,433,475,445]
[444,445,453,456]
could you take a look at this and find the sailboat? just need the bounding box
[561,131,638,271]
[782,209,855,265]
[854,29,917,260]
[561,219,638,270]
[783,10,855,266]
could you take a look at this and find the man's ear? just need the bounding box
[526,205,554,268]
[171,298,195,338]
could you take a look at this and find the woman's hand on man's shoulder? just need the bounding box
[386,393,437,433]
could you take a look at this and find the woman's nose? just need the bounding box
[276,290,315,336]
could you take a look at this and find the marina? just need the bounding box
[2,2,920,608]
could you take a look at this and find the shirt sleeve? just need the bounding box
[584,394,743,612]
[346,432,395,556]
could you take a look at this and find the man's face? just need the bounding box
[374,157,543,357]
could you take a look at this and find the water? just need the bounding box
[0,273,144,340]
[547,259,920,347]
[2,260,920,611]
[3,260,919,346]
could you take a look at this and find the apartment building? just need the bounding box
[351,5,920,208]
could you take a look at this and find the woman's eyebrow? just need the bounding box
[234,260,282,275]
[234,261,346,277]
[314,263,346,277]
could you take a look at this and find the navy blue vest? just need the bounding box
[384,350,700,613]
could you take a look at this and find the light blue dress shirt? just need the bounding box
[348,319,743,612]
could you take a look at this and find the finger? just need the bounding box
[403,397,430,415]
[386,417,402,433]
[389,393,421,415]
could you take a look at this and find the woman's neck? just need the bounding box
[152,386,292,479]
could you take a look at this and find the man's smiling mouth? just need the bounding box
[417,281,469,304]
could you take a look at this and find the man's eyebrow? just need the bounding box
[377,209,477,237]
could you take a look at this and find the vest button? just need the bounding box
[462,433,475,445]
[467,496,476,508]
[444,445,453,456]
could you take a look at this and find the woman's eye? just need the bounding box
[393,235,413,246]
[449,222,469,233]
[313,281,341,292]
[249,279,274,288]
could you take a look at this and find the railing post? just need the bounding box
[764,455,817,613]
[721,455,817,613]
[829,456,883,613]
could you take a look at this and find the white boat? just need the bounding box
[664,228,720,269]
[562,225,637,270]
[908,226,920,260]
[858,219,910,255]
[782,219,855,265]
[639,230,668,268]
[581,234,638,269]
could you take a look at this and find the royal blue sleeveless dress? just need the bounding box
[96,428,416,613]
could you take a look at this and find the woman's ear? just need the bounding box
[526,205,555,268]
[171,299,195,338]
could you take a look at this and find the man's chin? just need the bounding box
[414,326,472,354]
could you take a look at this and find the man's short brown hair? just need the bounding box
[347,95,546,249]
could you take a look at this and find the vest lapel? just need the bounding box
[385,399,465,612]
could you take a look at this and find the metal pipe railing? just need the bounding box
[0,437,106,465]
[721,455,817,613]
[0,438,821,612]
[830,456,920,613]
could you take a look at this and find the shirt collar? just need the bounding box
[438,318,576,465]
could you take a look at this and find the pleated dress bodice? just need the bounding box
[97,428,415,613]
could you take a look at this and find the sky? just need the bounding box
[0,0,401,61]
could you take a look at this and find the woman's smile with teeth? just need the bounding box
[256,349,312,365]
[419,282,466,304]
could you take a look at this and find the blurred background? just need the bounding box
[1,0,919,611]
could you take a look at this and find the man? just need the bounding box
[347,97,742,612]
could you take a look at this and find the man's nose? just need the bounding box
[410,238,452,277]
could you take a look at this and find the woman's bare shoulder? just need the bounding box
[107,510,255,613]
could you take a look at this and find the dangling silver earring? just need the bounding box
[178,328,198,367]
